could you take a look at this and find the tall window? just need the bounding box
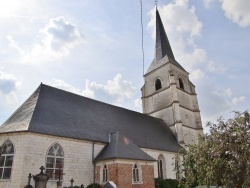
[0,140,14,179]
[133,164,140,183]
[158,154,166,179]
[46,143,64,180]
[103,164,108,182]
[158,158,163,179]
[155,79,162,91]
[179,78,184,90]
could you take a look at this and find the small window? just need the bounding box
[157,154,166,179]
[133,164,140,183]
[179,78,184,90]
[155,79,162,91]
[103,164,108,182]
[0,140,14,179]
[46,143,64,180]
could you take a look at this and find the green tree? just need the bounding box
[182,111,250,188]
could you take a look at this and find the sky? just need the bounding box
[0,0,249,132]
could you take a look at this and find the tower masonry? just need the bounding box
[141,8,203,146]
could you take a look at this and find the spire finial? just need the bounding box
[155,0,158,8]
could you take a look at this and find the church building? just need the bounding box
[0,8,203,188]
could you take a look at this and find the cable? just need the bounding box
[140,0,145,76]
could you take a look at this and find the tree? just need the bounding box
[182,111,250,188]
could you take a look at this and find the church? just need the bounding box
[0,8,203,188]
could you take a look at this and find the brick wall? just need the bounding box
[96,161,154,188]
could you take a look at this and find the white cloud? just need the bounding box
[52,74,137,105]
[52,79,81,94]
[84,74,137,104]
[190,69,204,80]
[0,71,19,95]
[231,96,245,105]
[23,17,83,62]
[203,0,216,9]
[0,71,20,104]
[207,61,226,73]
[7,35,24,55]
[134,98,142,108]
[220,0,250,27]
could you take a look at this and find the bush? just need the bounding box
[86,183,101,188]
[155,178,183,188]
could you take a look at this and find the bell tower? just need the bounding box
[141,8,203,145]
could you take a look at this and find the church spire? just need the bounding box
[155,8,175,62]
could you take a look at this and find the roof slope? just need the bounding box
[94,132,155,162]
[0,84,182,152]
[146,8,186,74]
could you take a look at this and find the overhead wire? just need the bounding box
[140,0,145,76]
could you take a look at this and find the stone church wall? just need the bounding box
[0,132,105,188]
[144,88,173,114]
[141,148,178,180]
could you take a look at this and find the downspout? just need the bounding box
[92,142,96,183]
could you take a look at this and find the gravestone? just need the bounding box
[24,173,33,188]
[33,166,49,188]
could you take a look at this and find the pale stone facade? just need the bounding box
[142,57,203,145]
[0,132,105,188]
[0,132,181,188]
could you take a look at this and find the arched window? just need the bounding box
[133,164,140,183]
[0,140,14,179]
[158,154,166,179]
[103,164,108,182]
[179,78,184,90]
[46,143,64,180]
[158,158,163,179]
[155,79,162,91]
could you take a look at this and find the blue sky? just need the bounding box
[0,0,249,131]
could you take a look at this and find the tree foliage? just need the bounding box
[155,178,183,188]
[182,111,250,188]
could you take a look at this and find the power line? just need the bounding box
[140,0,145,76]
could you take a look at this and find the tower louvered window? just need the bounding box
[155,79,162,91]
[46,143,64,180]
[179,78,184,90]
[0,140,14,179]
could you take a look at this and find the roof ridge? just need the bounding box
[40,83,147,115]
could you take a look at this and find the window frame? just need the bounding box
[132,164,141,184]
[157,154,166,179]
[155,78,162,91]
[179,77,184,90]
[0,140,14,180]
[102,164,108,182]
[45,143,64,181]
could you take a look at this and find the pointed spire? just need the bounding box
[155,8,175,62]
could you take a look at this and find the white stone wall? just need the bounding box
[0,132,105,188]
[142,148,179,180]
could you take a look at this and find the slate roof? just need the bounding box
[0,84,182,152]
[146,8,186,74]
[94,132,156,162]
